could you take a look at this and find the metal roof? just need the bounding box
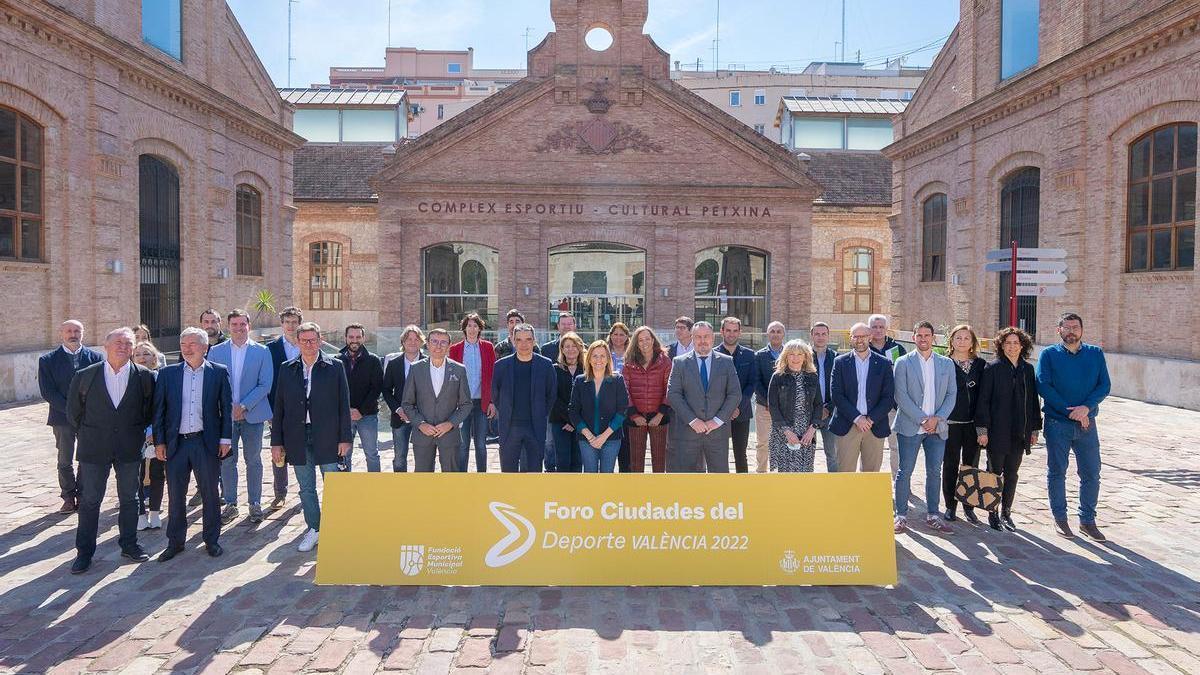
[780,96,908,116]
[278,88,406,107]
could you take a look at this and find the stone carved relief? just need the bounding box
[535,118,664,155]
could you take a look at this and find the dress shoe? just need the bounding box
[1001,514,1018,532]
[1054,519,1075,538]
[59,497,78,514]
[188,492,203,508]
[989,512,1003,531]
[121,546,150,562]
[157,545,185,562]
[1080,523,1106,542]
[964,509,980,525]
[269,495,286,511]
[943,507,957,522]
[70,556,92,574]
[206,543,224,558]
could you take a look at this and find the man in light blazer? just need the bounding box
[666,322,742,473]
[152,327,233,561]
[828,323,895,473]
[401,328,472,472]
[207,309,273,525]
[891,321,958,534]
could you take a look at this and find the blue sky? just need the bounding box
[228,0,961,88]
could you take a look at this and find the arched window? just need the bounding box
[309,241,343,310]
[139,154,182,351]
[694,246,769,331]
[999,167,1040,333]
[235,184,262,276]
[921,193,947,281]
[548,242,646,342]
[1128,123,1196,271]
[0,107,43,261]
[842,248,874,313]
[423,243,499,331]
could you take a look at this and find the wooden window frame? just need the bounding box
[921,193,947,282]
[0,106,44,262]
[842,247,874,314]
[309,241,343,310]
[1127,123,1196,272]
[235,184,263,276]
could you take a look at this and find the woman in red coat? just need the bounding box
[449,313,496,472]
[622,326,672,472]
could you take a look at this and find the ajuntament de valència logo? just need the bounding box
[485,502,537,568]
[779,550,800,574]
[399,544,425,576]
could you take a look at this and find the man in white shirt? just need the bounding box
[382,326,426,472]
[39,319,104,513]
[401,329,472,472]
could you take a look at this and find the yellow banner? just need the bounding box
[316,473,897,586]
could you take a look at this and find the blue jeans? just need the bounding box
[552,423,581,472]
[457,400,488,472]
[894,432,946,517]
[346,414,379,472]
[1045,416,1102,524]
[818,429,839,472]
[579,437,621,473]
[221,420,265,506]
[294,427,341,532]
[392,423,413,472]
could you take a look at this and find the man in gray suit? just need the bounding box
[401,328,472,472]
[666,322,742,473]
[891,321,957,535]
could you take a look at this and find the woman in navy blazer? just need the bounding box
[569,341,629,473]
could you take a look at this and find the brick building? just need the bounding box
[292,0,895,346]
[0,0,303,402]
[884,0,1199,409]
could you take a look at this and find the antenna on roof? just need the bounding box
[287,0,299,87]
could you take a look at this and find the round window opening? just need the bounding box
[585,26,614,52]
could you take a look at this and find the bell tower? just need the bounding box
[528,0,671,108]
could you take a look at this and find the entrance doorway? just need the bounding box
[548,242,645,342]
[139,155,182,353]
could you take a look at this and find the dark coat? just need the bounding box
[337,346,384,415]
[813,347,838,416]
[767,370,825,431]
[38,345,104,426]
[151,360,233,460]
[491,354,557,444]
[828,351,895,438]
[550,362,583,425]
[568,374,629,440]
[66,361,156,464]
[266,336,298,408]
[715,343,757,420]
[975,357,1043,456]
[270,354,353,466]
[495,337,539,361]
[948,356,987,423]
[753,345,781,407]
[381,350,425,428]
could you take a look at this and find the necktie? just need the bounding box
[699,356,709,392]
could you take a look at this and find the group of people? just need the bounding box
[38,304,1110,571]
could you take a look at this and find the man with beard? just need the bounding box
[337,324,384,472]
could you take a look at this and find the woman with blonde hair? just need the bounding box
[568,340,629,473]
[549,332,587,472]
[132,341,166,530]
[943,324,987,524]
[766,339,824,472]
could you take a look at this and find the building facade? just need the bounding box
[884,0,1200,409]
[1,0,303,402]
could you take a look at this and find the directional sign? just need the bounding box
[1011,272,1067,284]
[986,248,1068,261]
[1016,285,1067,298]
[984,260,1068,273]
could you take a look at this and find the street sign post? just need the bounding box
[985,248,1068,261]
[983,260,1068,273]
[1016,285,1067,298]
[987,243,1068,326]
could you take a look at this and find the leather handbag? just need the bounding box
[955,465,1004,512]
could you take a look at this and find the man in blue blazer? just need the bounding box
[38,320,104,513]
[828,323,894,473]
[751,321,786,473]
[715,317,757,473]
[208,309,273,525]
[490,324,557,472]
[152,328,233,561]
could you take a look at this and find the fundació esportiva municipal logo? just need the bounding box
[399,545,425,576]
[484,502,536,568]
[779,550,800,574]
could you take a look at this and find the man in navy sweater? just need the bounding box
[1036,312,1111,542]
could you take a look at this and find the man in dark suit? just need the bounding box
[381,326,426,472]
[153,328,233,561]
[66,327,157,574]
[666,316,695,359]
[828,323,895,473]
[714,317,757,474]
[337,323,384,472]
[667,322,742,473]
[752,321,786,473]
[810,322,839,472]
[401,328,472,472]
[265,306,304,509]
[270,322,352,553]
[539,312,576,364]
[491,324,557,472]
[39,320,104,513]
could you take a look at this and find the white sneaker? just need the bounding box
[148,511,161,529]
[297,528,319,552]
[137,514,150,531]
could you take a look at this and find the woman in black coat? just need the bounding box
[975,327,1042,532]
[549,333,586,472]
[943,325,987,524]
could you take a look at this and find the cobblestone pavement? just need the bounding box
[0,396,1198,673]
